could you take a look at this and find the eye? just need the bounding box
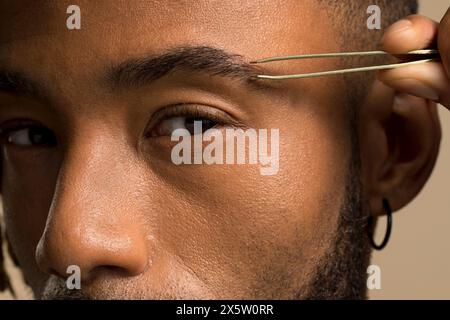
[150,116,218,137]
[147,104,238,137]
[0,123,57,147]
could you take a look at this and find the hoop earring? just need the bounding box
[368,198,392,250]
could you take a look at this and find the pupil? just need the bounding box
[29,127,55,145]
[185,117,216,134]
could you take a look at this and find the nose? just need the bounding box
[35,134,149,282]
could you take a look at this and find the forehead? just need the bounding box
[0,0,337,64]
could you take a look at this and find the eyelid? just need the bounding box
[0,118,38,130]
[0,119,56,147]
[144,104,244,137]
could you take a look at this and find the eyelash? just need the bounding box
[145,104,242,138]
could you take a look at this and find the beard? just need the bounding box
[299,154,371,299]
[298,107,371,299]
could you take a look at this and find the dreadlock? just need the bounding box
[0,222,15,295]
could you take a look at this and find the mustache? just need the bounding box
[38,274,189,300]
[40,276,93,300]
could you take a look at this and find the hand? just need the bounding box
[378,9,450,110]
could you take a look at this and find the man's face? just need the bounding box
[0,0,365,299]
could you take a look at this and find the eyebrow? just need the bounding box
[0,70,44,97]
[107,45,267,90]
[0,46,271,98]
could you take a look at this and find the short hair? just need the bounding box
[328,0,419,123]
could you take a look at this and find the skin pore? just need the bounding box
[0,0,441,299]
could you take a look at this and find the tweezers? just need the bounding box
[250,49,440,80]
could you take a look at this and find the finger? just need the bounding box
[378,61,450,109]
[381,15,438,53]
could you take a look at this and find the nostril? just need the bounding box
[91,265,139,278]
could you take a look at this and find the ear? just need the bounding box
[359,80,441,217]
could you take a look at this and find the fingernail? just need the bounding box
[389,19,413,35]
[381,19,414,45]
[392,79,439,101]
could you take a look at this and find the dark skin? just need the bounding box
[0,0,447,299]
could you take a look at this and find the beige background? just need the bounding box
[1,0,450,300]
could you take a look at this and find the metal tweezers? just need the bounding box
[250,49,440,80]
